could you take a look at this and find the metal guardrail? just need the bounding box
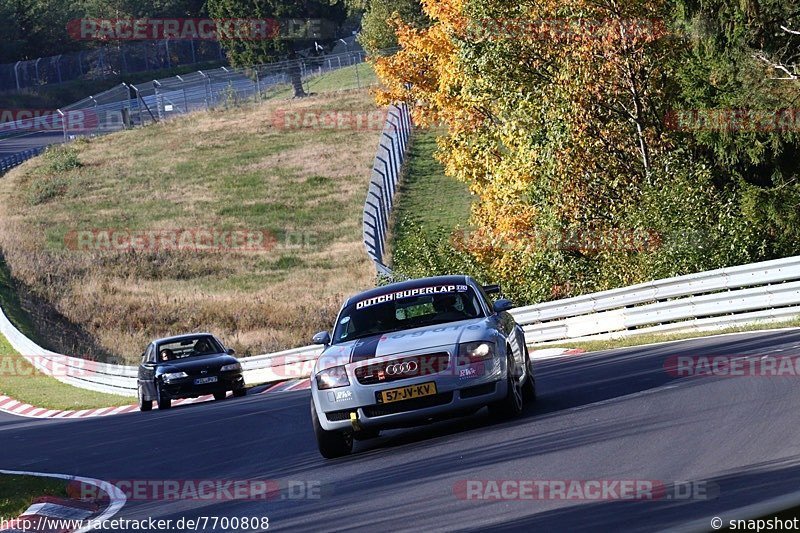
[512,255,800,344]
[362,103,411,274]
[0,298,321,396]
[0,147,47,174]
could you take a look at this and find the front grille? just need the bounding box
[355,353,450,385]
[185,366,221,378]
[325,410,352,422]
[363,392,453,417]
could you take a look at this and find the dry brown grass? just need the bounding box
[0,90,380,364]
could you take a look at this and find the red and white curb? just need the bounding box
[0,394,217,420]
[260,378,310,393]
[0,470,125,533]
[0,378,312,420]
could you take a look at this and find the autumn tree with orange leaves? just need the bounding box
[374,0,800,303]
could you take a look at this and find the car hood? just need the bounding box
[156,353,238,373]
[316,317,494,371]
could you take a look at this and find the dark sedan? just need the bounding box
[137,333,246,411]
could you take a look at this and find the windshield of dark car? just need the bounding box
[332,284,485,343]
[156,336,223,361]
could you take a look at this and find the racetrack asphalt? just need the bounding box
[0,131,64,159]
[3,329,800,531]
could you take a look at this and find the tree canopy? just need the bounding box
[374,0,800,303]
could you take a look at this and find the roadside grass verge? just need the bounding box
[0,89,380,364]
[0,253,38,340]
[390,129,473,265]
[0,475,68,518]
[535,317,800,353]
[0,334,131,410]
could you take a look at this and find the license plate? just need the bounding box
[378,382,437,404]
[194,376,218,385]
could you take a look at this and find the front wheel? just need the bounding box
[233,388,247,398]
[213,391,227,401]
[156,384,171,410]
[311,400,353,459]
[488,353,524,420]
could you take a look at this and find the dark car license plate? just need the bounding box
[194,376,218,385]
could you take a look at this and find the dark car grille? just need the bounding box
[355,353,450,385]
[326,410,352,422]
[184,366,222,377]
[363,392,453,417]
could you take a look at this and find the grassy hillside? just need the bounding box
[0,89,380,364]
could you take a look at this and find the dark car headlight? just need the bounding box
[316,365,350,390]
[459,341,495,363]
[161,371,188,382]
[221,363,241,372]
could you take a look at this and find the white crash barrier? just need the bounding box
[0,303,322,397]
[2,255,800,395]
[513,256,800,345]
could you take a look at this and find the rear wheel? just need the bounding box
[138,385,152,412]
[213,391,227,401]
[488,352,524,420]
[156,384,171,410]
[311,400,353,459]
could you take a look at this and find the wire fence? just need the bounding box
[0,41,225,92]
[0,48,374,174]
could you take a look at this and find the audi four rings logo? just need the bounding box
[385,361,419,375]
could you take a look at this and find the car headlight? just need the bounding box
[161,371,188,381]
[459,341,495,363]
[315,365,350,390]
[221,363,241,372]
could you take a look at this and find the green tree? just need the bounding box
[358,0,427,54]
[206,0,348,96]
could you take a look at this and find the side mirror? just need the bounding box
[493,299,513,314]
[312,331,332,346]
[226,348,236,355]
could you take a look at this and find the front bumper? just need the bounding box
[312,354,508,432]
[161,372,245,399]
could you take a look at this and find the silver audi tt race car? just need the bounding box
[309,275,536,458]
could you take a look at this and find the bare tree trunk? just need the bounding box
[289,59,307,98]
